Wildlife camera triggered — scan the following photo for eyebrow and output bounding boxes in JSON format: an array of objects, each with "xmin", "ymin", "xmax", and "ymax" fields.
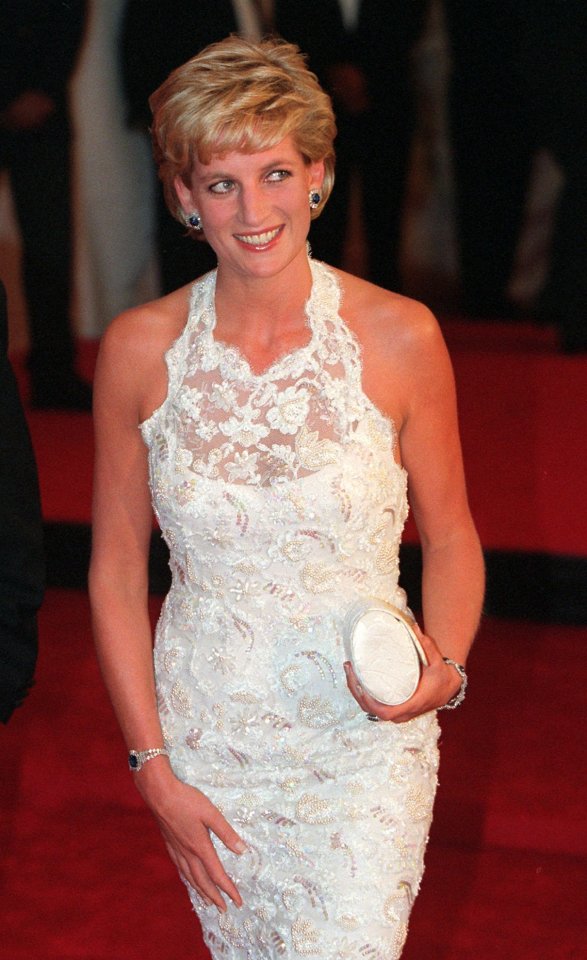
[{"xmin": 198, "ymin": 158, "xmax": 294, "ymax": 181}]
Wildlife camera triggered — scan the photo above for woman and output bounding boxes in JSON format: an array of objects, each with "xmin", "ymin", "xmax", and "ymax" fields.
[{"xmin": 90, "ymin": 36, "xmax": 484, "ymax": 959}]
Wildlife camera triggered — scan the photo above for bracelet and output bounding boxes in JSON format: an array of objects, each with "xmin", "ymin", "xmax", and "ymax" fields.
[
  {"xmin": 128, "ymin": 747, "xmax": 169, "ymax": 772},
  {"xmin": 438, "ymin": 657, "xmax": 468, "ymax": 710}
]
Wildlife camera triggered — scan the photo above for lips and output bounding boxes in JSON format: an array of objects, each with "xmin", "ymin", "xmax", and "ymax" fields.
[{"xmin": 234, "ymin": 226, "xmax": 282, "ymax": 247}]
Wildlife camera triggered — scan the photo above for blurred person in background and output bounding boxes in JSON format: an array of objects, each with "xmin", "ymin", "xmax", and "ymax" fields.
[
  {"xmin": 445, "ymin": 0, "xmax": 586, "ymax": 352},
  {"xmin": 0, "ymin": 0, "xmax": 91, "ymax": 409}
]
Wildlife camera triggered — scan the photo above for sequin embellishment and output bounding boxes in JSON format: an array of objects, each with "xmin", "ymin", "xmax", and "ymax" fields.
[{"xmin": 141, "ymin": 259, "xmax": 440, "ymax": 959}]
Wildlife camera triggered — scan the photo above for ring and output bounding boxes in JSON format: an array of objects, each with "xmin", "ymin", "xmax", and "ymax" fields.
[{"xmin": 366, "ymin": 713, "xmax": 380, "ymax": 722}]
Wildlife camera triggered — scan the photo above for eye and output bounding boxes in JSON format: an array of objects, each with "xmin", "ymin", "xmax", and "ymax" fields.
[
  {"xmin": 209, "ymin": 179, "xmax": 235, "ymax": 194},
  {"xmin": 266, "ymin": 169, "xmax": 292, "ymax": 183}
]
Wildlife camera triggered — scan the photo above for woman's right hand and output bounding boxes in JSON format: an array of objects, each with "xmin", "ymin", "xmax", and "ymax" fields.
[{"xmin": 134, "ymin": 761, "xmax": 247, "ymax": 912}]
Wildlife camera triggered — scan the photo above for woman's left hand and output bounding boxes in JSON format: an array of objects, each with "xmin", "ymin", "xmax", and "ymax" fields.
[{"xmin": 343, "ymin": 623, "xmax": 462, "ymax": 722}]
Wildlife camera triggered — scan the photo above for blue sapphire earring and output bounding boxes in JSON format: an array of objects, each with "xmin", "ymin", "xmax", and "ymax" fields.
[
  {"xmin": 309, "ymin": 190, "xmax": 322, "ymax": 210},
  {"xmin": 186, "ymin": 212, "xmax": 202, "ymax": 231}
]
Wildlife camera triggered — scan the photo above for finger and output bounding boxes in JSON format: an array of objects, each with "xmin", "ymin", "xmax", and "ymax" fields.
[
  {"xmin": 343, "ymin": 661, "xmax": 366, "ymax": 705},
  {"xmin": 345, "ymin": 661, "xmax": 389, "ymax": 712},
  {"xmin": 345, "ymin": 660, "xmax": 424, "ymax": 722},
  {"xmin": 174, "ymin": 844, "xmax": 233, "ymax": 913},
  {"xmin": 194, "ymin": 831, "xmax": 244, "ymax": 908},
  {"xmin": 190, "ymin": 858, "xmax": 232, "ymax": 913},
  {"xmin": 172, "ymin": 858, "xmax": 215, "ymax": 907},
  {"xmin": 162, "ymin": 826, "xmax": 240, "ymax": 911},
  {"xmin": 207, "ymin": 809, "xmax": 248, "ymax": 857},
  {"xmin": 343, "ymin": 660, "xmax": 361, "ymax": 693},
  {"xmin": 196, "ymin": 890, "xmax": 215, "ymax": 908},
  {"xmin": 164, "ymin": 842, "xmax": 215, "ymax": 905}
]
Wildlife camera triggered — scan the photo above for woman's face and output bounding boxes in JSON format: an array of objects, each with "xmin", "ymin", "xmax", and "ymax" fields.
[{"xmin": 175, "ymin": 136, "xmax": 324, "ymax": 281}]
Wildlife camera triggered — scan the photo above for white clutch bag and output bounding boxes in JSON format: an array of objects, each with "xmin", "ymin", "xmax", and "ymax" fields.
[{"xmin": 343, "ymin": 598, "xmax": 428, "ymax": 706}]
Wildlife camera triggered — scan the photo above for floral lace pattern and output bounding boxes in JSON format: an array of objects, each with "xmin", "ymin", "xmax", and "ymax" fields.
[
  {"xmin": 143, "ymin": 259, "xmax": 397, "ymax": 489},
  {"xmin": 141, "ymin": 259, "xmax": 439, "ymax": 959}
]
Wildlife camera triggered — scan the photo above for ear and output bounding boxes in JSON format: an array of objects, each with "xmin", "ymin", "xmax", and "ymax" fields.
[
  {"xmin": 174, "ymin": 174, "xmax": 194, "ymax": 215},
  {"xmin": 307, "ymin": 158, "xmax": 325, "ymax": 192}
]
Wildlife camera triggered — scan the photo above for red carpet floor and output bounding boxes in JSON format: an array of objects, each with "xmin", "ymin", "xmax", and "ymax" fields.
[{"xmin": 1, "ymin": 591, "xmax": 585, "ymax": 959}]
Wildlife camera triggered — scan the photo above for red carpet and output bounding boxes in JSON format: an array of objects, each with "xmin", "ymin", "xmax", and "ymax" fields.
[{"xmin": 1, "ymin": 591, "xmax": 585, "ymax": 959}]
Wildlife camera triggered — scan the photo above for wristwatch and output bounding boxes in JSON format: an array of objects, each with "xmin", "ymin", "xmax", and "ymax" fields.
[{"xmin": 128, "ymin": 747, "xmax": 169, "ymax": 772}]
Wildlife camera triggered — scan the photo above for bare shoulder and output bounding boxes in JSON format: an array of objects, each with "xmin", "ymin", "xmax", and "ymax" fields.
[
  {"xmin": 332, "ymin": 268, "xmax": 452, "ymax": 428},
  {"xmin": 335, "ymin": 268, "xmax": 442, "ymax": 362},
  {"xmin": 95, "ymin": 284, "xmax": 193, "ymax": 423},
  {"xmin": 99, "ymin": 285, "xmax": 192, "ymax": 368}
]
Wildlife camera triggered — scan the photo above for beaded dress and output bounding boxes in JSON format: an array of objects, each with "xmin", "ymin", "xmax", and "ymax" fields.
[{"xmin": 140, "ymin": 258, "xmax": 440, "ymax": 959}]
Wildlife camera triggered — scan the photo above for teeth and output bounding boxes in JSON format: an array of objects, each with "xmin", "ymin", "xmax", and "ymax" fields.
[{"xmin": 236, "ymin": 228, "xmax": 280, "ymax": 246}]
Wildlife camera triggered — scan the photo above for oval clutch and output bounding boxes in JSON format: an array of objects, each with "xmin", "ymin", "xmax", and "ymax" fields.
[{"xmin": 343, "ymin": 598, "xmax": 428, "ymax": 706}]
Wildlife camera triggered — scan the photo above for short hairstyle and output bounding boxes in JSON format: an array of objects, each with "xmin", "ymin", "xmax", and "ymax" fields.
[{"xmin": 149, "ymin": 35, "xmax": 337, "ymax": 223}]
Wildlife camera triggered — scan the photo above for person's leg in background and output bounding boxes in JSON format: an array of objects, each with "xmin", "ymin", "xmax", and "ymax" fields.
[{"xmin": 7, "ymin": 114, "xmax": 91, "ymax": 409}]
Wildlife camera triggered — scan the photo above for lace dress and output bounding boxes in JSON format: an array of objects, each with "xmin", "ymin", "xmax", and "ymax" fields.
[{"xmin": 140, "ymin": 259, "xmax": 440, "ymax": 959}]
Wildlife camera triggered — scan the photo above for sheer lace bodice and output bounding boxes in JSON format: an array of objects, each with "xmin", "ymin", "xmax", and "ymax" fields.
[
  {"xmin": 141, "ymin": 258, "xmax": 405, "ymax": 486},
  {"xmin": 140, "ymin": 259, "xmax": 439, "ymax": 960},
  {"xmin": 141, "ymin": 260, "xmax": 410, "ymax": 624}
]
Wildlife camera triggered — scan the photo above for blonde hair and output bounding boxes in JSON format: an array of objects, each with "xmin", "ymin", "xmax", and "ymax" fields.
[{"xmin": 149, "ymin": 35, "xmax": 336, "ymax": 223}]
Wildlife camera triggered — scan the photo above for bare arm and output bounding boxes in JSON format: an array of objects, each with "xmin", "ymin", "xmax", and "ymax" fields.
[
  {"xmin": 344, "ymin": 293, "xmax": 484, "ymax": 720},
  {"xmin": 90, "ymin": 310, "xmax": 245, "ymax": 909},
  {"xmin": 400, "ymin": 307, "xmax": 484, "ymax": 668},
  {"xmin": 90, "ymin": 312, "xmax": 164, "ymax": 758}
]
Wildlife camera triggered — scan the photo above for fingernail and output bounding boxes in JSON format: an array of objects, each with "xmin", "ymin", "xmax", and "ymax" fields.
[{"xmin": 235, "ymin": 840, "xmax": 247, "ymax": 855}]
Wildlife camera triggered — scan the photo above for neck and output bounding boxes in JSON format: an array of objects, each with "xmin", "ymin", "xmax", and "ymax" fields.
[{"xmin": 214, "ymin": 250, "xmax": 313, "ymax": 337}]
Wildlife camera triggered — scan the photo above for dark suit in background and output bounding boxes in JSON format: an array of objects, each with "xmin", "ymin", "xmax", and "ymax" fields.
[
  {"xmin": 444, "ymin": 2, "xmax": 529, "ymax": 317},
  {"xmin": 0, "ymin": 0, "xmax": 89, "ymax": 408},
  {"xmin": 280, "ymin": 0, "xmax": 429, "ymax": 291},
  {"xmin": 0, "ymin": 282, "xmax": 44, "ymax": 723},
  {"xmin": 445, "ymin": 0, "xmax": 587, "ymax": 351}
]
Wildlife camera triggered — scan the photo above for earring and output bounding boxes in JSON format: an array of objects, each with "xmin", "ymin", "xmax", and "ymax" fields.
[
  {"xmin": 309, "ymin": 190, "xmax": 322, "ymax": 210},
  {"xmin": 186, "ymin": 212, "xmax": 202, "ymax": 231}
]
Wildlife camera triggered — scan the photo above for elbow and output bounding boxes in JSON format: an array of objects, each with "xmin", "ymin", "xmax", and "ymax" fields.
[{"xmin": 419, "ymin": 516, "xmax": 483, "ymax": 561}]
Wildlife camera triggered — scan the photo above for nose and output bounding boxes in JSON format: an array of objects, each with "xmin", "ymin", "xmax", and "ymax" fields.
[{"xmin": 238, "ymin": 183, "xmax": 268, "ymax": 226}]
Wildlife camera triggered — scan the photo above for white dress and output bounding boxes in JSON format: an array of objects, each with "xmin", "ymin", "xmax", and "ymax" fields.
[{"xmin": 140, "ymin": 259, "xmax": 440, "ymax": 959}]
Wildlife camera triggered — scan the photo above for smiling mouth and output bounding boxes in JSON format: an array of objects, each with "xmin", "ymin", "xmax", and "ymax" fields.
[{"xmin": 234, "ymin": 226, "xmax": 282, "ymax": 247}]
